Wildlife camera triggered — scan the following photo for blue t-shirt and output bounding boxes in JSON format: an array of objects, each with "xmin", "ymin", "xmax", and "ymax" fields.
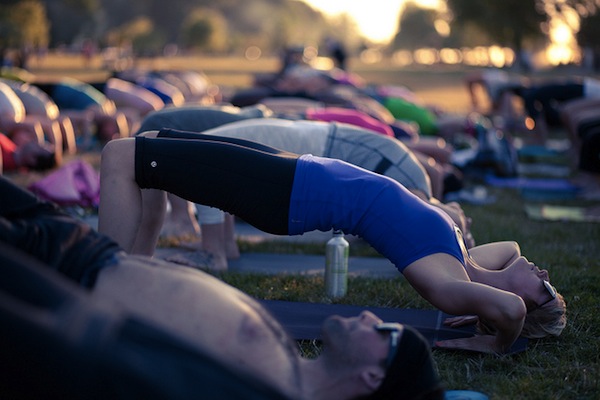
[{"xmin": 289, "ymin": 155, "xmax": 464, "ymax": 272}]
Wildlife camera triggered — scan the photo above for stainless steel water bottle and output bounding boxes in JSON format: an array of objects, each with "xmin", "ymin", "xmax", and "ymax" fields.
[{"xmin": 325, "ymin": 230, "xmax": 349, "ymax": 298}]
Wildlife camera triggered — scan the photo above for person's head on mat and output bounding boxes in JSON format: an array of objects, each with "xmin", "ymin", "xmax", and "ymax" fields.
[
  {"xmin": 321, "ymin": 315, "xmax": 444, "ymax": 400},
  {"xmin": 98, "ymin": 133, "xmax": 566, "ymax": 355}
]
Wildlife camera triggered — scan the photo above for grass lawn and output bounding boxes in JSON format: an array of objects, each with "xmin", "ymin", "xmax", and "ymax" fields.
[
  {"xmin": 26, "ymin": 53, "xmax": 600, "ymax": 399},
  {"xmin": 223, "ymin": 186, "xmax": 600, "ymax": 399}
]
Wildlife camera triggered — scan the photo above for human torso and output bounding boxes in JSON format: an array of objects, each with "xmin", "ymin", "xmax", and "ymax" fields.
[
  {"xmin": 202, "ymin": 118, "xmax": 329, "ymax": 156},
  {"xmin": 205, "ymin": 118, "xmax": 431, "ymax": 196},
  {"xmin": 325, "ymin": 123, "xmax": 431, "ymax": 197},
  {"xmin": 137, "ymin": 106, "xmax": 260, "ymax": 134},
  {"xmin": 93, "ymin": 259, "xmax": 300, "ymax": 398},
  {"xmin": 289, "ymin": 155, "xmax": 463, "ymax": 272}
]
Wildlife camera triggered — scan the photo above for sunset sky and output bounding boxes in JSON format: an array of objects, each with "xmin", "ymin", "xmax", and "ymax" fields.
[{"xmin": 299, "ymin": 0, "xmax": 442, "ymax": 43}]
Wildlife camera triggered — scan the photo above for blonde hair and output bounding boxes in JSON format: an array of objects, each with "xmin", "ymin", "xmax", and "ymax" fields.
[
  {"xmin": 521, "ymin": 292, "xmax": 567, "ymax": 339},
  {"xmin": 478, "ymin": 292, "xmax": 567, "ymax": 339}
]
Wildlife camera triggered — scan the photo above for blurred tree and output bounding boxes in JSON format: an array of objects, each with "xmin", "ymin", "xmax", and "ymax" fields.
[
  {"xmin": 180, "ymin": 8, "xmax": 229, "ymax": 53},
  {"xmin": 105, "ymin": 16, "xmax": 166, "ymax": 55},
  {"xmin": 575, "ymin": 4, "xmax": 600, "ymax": 70},
  {"xmin": 217, "ymin": 0, "xmax": 330, "ymax": 54},
  {"xmin": 275, "ymin": 0, "xmax": 328, "ymax": 48},
  {"xmin": 63, "ymin": 0, "xmax": 99, "ymax": 12},
  {"xmin": 392, "ymin": 3, "xmax": 442, "ymax": 50},
  {"xmin": 0, "ymin": 1, "xmax": 50, "ymax": 49},
  {"xmin": 326, "ymin": 13, "xmax": 362, "ymax": 53},
  {"xmin": 143, "ymin": 0, "xmax": 194, "ymax": 43},
  {"xmin": 446, "ymin": 0, "xmax": 546, "ymax": 69},
  {"xmin": 16, "ymin": 0, "xmax": 367, "ymax": 56},
  {"xmin": 43, "ymin": 0, "xmax": 97, "ymax": 46}
]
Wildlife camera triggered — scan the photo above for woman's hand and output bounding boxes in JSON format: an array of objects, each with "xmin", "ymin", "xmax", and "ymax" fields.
[{"xmin": 404, "ymin": 254, "xmax": 526, "ymax": 354}]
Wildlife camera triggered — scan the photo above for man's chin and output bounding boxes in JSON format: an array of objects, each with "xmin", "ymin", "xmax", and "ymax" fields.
[{"xmin": 321, "ymin": 315, "xmax": 346, "ymax": 343}]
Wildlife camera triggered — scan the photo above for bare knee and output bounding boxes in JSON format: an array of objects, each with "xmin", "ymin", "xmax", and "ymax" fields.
[{"xmin": 101, "ymin": 137, "xmax": 136, "ymax": 177}]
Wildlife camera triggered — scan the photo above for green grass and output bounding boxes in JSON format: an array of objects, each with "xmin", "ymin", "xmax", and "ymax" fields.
[
  {"xmin": 31, "ymin": 55, "xmax": 600, "ymax": 398},
  {"xmin": 215, "ymin": 186, "xmax": 600, "ymax": 399}
]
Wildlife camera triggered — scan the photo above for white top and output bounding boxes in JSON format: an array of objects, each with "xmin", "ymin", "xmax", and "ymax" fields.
[{"xmin": 202, "ymin": 118, "xmax": 330, "ymax": 156}]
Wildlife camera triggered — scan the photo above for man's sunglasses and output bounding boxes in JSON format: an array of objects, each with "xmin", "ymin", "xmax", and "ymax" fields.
[{"xmin": 374, "ymin": 322, "xmax": 403, "ymax": 368}]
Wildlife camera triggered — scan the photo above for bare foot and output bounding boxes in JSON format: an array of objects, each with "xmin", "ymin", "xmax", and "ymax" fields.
[
  {"xmin": 165, "ymin": 250, "xmax": 227, "ymax": 272},
  {"xmin": 210, "ymin": 252, "xmax": 229, "ymax": 271},
  {"xmin": 225, "ymin": 240, "xmax": 240, "ymax": 259},
  {"xmin": 161, "ymin": 214, "xmax": 200, "ymax": 237}
]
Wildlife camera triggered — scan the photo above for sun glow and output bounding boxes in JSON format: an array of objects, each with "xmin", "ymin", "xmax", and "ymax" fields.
[
  {"xmin": 545, "ymin": 20, "xmax": 579, "ymax": 65},
  {"xmin": 301, "ymin": 0, "xmax": 584, "ymax": 67},
  {"xmin": 299, "ymin": 0, "xmax": 444, "ymax": 44}
]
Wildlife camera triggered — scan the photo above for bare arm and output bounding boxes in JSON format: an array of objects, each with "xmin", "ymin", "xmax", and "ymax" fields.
[
  {"xmin": 464, "ymin": 72, "xmax": 485, "ymax": 110},
  {"xmin": 404, "ymin": 253, "xmax": 527, "ymax": 354},
  {"xmin": 468, "ymin": 241, "xmax": 521, "ymax": 270},
  {"xmin": 440, "ymin": 242, "xmax": 523, "ymax": 335}
]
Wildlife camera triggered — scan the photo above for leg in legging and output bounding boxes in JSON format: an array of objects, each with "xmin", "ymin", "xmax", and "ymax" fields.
[
  {"xmin": 154, "ymin": 128, "xmax": 285, "ymax": 242},
  {"xmin": 132, "ymin": 129, "xmax": 297, "ymax": 256},
  {"xmin": 135, "ymin": 135, "xmax": 297, "ymax": 232},
  {"xmin": 99, "ymin": 134, "xmax": 298, "ymax": 253}
]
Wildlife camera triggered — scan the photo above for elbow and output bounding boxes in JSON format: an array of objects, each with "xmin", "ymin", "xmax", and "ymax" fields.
[
  {"xmin": 509, "ymin": 241, "xmax": 521, "ymax": 258},
  {"xmin": 500, "ymin": 295, "xmax": 527, "ymax": 326},
  {"xmin": 482, "ymin": 294, "xmax": 527, "ymax": 332},
  {"xmin": 512, "ymin": 297, "xmax": 527, "ymax": 321}
]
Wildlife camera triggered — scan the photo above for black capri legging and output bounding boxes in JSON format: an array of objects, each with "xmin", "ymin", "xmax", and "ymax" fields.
[{"xmin": 134, "ymin": 134, "xmax": 299, "ymax": 235}]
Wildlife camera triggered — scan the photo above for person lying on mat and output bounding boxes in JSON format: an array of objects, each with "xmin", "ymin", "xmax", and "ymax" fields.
[
  {"xmin": 98, "ymin": 133, "xmax": 567, "ymax": 355},
  {"xmin": 0, "ymin": 176, "xmax": 443, "ymax": 400}
]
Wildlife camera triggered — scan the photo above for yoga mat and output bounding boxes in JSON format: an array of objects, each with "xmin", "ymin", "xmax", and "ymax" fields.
[
  {"xmin": 445, "ymin": 390, "xmax": 489, "ymax": 400},
  {"xmin": 525, "ymin": 204, "xmax": 600, "ymax": 223},
  {"xmin": 520, "ymin": 187, "xmax": 581, "ymax": 201},
  {"xmin": 517, "ymin": 145, "xmax": 569, "ymax": 165},
  {"xmin": 260, "ymin": 300, "xmax": 528, "ymax": 354},
  {"xmin": 485, "ymin": 175, "xmax": 581, "ymax": 201},
  {"xmin": 485, "ymin": 175, "xmax": 578, "ymax": 190},
  {"xmin": 517, "ymin": 163, "xmax": 570, "ymax": 178}
]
